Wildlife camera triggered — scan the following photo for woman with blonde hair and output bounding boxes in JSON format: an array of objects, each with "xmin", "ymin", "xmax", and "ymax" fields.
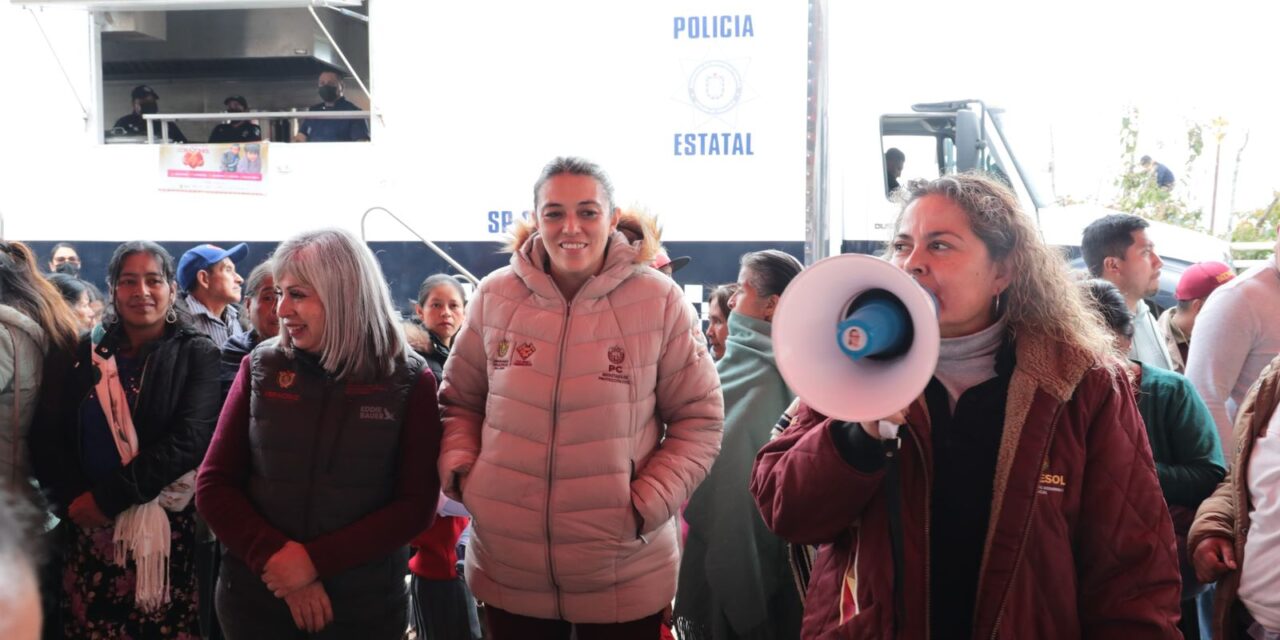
[
  {"xmin": 197, "ymin": 228, "xmax": 440, "ymax": 638},
  {"xmin": 751, "ymin": 173, "xmax": 1182, "ymax": 638},
  {"xmin": 438, "ymin": 157, "xmax": 723, "ymax": 639}
]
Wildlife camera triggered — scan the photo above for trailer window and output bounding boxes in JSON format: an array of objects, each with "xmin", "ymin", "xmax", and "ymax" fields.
[{"xmin": 98, "ymin": 5, "xmax": 370, "ymax": 145}]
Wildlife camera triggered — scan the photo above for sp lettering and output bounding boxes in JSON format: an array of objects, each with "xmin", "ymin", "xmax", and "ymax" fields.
[{"xmin": 487, "ymin": 210, "xmax": 530, "ymax": 234}]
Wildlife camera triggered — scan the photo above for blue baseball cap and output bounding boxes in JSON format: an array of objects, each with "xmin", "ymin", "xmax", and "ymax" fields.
[{"xmin": 177, "ymin": 243, "xmax": 248, "ymax": 291}]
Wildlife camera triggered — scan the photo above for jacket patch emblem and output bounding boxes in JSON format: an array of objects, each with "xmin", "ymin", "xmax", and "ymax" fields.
[
  {"xmin": 493, "ymin": 340, "xmax": 511, "ymax": 370},
  {"xmin": 1038, "ymin": 459, "xmax": 1067, "ymax": 494},
  {"xmin": 359, "ymin": 406, "xmax": 396, "ymax": 421},
  {"xmin": 278, "ymin": 371, "xmax": 296, "ymax": 389},
  {"xmin": 599, "ymin": 345, "xmax": 631, "ymax": 384},
  {"xmin": 513, "ymin": 342, "xmax": 536, "ymax": 367}
]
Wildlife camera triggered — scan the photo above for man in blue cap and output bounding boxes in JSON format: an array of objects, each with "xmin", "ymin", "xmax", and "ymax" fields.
[{"xmin": 177, "ymin": 243, "xmax": 248, "ymax": 348}]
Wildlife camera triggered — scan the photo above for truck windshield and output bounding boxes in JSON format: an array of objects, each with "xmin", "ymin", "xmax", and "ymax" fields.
[{"xmin": 989, "ymin": 110, "xmax": 1051, "ymax": 210}]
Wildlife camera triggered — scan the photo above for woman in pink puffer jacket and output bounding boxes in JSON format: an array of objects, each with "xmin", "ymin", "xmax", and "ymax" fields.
[{"xmin": 438, "ymin": 157, "xmax": 724, "ymax": 640}]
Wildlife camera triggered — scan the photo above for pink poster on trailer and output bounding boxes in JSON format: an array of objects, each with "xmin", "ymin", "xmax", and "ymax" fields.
[{"xmin": 158, "ymin": 142, "xmax": 268, "ymax": 195}]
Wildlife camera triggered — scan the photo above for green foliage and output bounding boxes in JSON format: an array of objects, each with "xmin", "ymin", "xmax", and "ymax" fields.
[
  {"xmin": 1229, "ymin": 194, "xmax": 1280, "ymax": 260},
  {"xmin": 1112, "ymin": 107, "xmax": 1204, "ymax": 231}
]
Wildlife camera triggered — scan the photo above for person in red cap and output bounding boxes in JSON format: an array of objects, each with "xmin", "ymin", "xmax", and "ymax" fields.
[{"xmin": 1158, "ymin": 261, "xmax": 1235, "ymax": 373}]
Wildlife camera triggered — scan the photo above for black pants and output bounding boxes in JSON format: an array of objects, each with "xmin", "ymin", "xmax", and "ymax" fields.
[
  {"xmin": 410, "ymin": 573, "xmax": 482, "ymax": 640},
  {"xmin": 195, "ymin": 523, "xmax": 224, "ymax": 640},
  {"xmin": 215, "ymin": 554, "xmax": 407, "ymax": 640}
]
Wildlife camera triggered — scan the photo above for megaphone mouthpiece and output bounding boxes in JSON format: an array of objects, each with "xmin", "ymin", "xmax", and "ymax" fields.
[{"xmin": 838, "ymin": 289, "xmax": 914, "ymax": 361}]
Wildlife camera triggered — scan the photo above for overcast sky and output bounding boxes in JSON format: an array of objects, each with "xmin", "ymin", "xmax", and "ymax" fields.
[{"xmin": 832, "ymin": 0, "xmax": 1280, "ymax": 233}]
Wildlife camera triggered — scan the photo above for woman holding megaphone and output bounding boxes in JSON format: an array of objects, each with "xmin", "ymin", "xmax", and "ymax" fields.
[{"xmin": 751, "ymin": 173, "xmax": 1182, "ymax": 639}]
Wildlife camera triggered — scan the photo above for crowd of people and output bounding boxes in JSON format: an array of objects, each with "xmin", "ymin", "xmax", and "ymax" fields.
[{"xmin": 0, "ymin": 158, "xmax": 1278, "ymax": 640}]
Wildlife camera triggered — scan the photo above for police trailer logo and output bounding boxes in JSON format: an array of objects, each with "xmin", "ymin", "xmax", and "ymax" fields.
[
  {"xmin": 688, "ymin": 61, "xmax": 742, "ymax": 115},
  {"xmin": 671, "ymin": 13, "xmax": 758, "ymax": 157},
  {"xmin": 277, "ymin": 371, "xmax": 296, "ymax": 389}
]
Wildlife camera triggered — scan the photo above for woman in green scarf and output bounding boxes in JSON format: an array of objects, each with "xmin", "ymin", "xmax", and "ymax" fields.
[{"xmin": 676, "ymin": 250, "xmax": 805, "ymax": 640}]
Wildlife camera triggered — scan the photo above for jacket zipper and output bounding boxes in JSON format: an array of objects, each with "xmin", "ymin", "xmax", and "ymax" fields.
[
  {"xmin": 904, "ymin": 420, "xmax": 932, "ymax": 640},
  {"xmin": 545, "ymin": 300, "xmax": 574, "ymax": 619},
  {"xmin": 303, "ymin": 377, "xmax": 331, "ymax": 538},
  {"xmin": 987, "ymin": 402, "xmax": 1063, "ymax": 639},
  {"xmin": 130, "ymin": 354, "xmax": 152, "ymax": 416}
]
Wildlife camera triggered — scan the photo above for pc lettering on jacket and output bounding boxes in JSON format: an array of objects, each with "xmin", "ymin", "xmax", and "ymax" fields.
[{"xmin": 599, "ymin": 345, "xmax": 631, "ymax": 384}]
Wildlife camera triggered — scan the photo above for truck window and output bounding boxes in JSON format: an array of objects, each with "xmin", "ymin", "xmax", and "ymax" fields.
[
  {"xmin": 881, "ymin": 135, "xmax": 942, "ymax": 198},
  {"xmin": 99, "ymin": 6, "xmax": 370, "ymax": 145}
]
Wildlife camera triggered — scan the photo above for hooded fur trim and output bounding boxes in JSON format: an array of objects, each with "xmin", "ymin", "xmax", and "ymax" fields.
[{"xmin": 505, "ymin": 208, "xmax": 663, "ymax": 266}]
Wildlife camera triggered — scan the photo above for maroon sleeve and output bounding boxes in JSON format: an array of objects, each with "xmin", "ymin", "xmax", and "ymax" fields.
[
  {"xmin": 750, "ymin": 404, "xmax": 888, "ymax": 545},
  {"xmin": 302, "ymin": 368, "xmax": 441, "ymax": 578},
  {"xmin": 1075, "ymin": 369, "xmax": 1183, "ymax": 638},
  {"xmin": 196, "ymin": 358, "xmax": 291, "ymax": 574}
]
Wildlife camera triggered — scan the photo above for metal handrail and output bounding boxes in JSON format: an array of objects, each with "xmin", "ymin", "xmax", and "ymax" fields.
[
  {"xmin": 141, "ymin": 111, "xmax": 372, "ymax": 143},
  {"xmin": 1229, "ymin": 241, "xmax": 1274, "ymax": 252},
  {"xmin": 360, "ymin": 207, "xmax": 481, "ymax": 286}
]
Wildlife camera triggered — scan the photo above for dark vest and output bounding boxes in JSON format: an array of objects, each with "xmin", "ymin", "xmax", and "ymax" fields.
[{"xmin": 241, "ymin": 343, "xmax": 424, "ymax": 603}]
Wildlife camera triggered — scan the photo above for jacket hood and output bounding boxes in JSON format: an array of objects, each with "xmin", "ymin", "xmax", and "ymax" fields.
[
  {"xmin": 505, "ymin": 208, "xmax": 663, "ymax": 267},
  {"xmin": 1012, "ymin": 330, "xmax": 1103, "ymax": 402},
  {"xmin": 0, "ymin": 304, "xmax": 48, "ymax": 355},
  {"xmin": 507, "ymin": 209, "xmax": 664, "ymax": 301}
]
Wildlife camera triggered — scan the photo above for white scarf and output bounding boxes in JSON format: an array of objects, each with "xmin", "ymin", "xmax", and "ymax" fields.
[{"xmin": 91, "ymin": 344, "xmax": 197, "ymax": 613}]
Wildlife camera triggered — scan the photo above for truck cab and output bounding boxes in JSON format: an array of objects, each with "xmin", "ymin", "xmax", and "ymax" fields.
[{"xmin": 842, "ymin": 99, "xmax": 1231, "ymax": 308}]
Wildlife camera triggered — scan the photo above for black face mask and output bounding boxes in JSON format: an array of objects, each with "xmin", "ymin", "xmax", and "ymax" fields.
[
  {"xmin": 139, "ymin": 102, "xmax": 159, "ymax": 115},
  {"xmin": 318, "ymin": 85, "xmax": 339, "ymax": 103}
]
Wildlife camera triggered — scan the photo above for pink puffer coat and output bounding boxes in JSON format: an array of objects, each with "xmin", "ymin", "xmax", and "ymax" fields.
[{"xmin": 438, "ymin": 212, "xmax": 724, "ymax": 623}]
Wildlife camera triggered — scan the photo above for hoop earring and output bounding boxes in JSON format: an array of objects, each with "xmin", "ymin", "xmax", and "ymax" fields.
[
  {"xmin": 165, "ymin": 307, "xmax": 178, "ymax": 324},
  {"xmin": 993, "ymin": 292, "xmax": 1003, "ymax": 317}
]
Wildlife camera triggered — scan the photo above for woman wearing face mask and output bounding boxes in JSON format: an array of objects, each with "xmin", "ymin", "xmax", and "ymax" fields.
[
  {"xmin": 438, "ymin": 157, "xmax": 724, "ymax": 639},
  {"xmin": 32, "ymin": 241, "xmax": 221, "ymax": 638},
  {"xmin": 751, "ymin": 174, "xmax": 1182, "ymax": 639},
  {"xmin": 704, "ymin": 283, "xmax": 737, "ymax": 361},
  {"xmin": 219, "ymin": 260, "xmax": 279, "ymax": 398},
  {"xmin": 196, "ymin": 228, "xmax": 439, "ymax": 638},
  {"xmin": 675, "ymin": 251, "xmax": 805, "ymax": 640}
]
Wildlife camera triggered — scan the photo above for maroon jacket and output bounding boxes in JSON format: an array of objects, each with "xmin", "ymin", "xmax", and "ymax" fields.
[{"xmin": 751, "ymin": 333, "xmax": 1182, "ymax": 639}]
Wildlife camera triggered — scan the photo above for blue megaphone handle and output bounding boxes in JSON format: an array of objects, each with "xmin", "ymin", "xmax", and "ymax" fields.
[{"xmin": 837, "ymin": 298, "xmax": 911, "ymax": 361}]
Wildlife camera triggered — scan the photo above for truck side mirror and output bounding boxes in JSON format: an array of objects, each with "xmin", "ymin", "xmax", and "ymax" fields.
[{"xmin": 955, "ymin": 108, "xmax": 982, "ymax": 172}]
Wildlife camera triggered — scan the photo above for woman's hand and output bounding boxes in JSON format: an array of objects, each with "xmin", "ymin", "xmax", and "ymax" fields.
[
  {"xmin": 262, "ymin": 541, "xmax": 319, "ymax": 597},
  {"xmin": 1191, "ymin": 536, "xmax": 1237, "ymax": 583},
  {"xmin": 858, "ymin": 410, "xmax": 908, "ymax": 440},
  {"xmin": 284, "ymin": 581, "xmax": 333, "ymax": 632},
  {"xmin": 68, "ymin": 492, "xmax": 110, "ymax": 529}
]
